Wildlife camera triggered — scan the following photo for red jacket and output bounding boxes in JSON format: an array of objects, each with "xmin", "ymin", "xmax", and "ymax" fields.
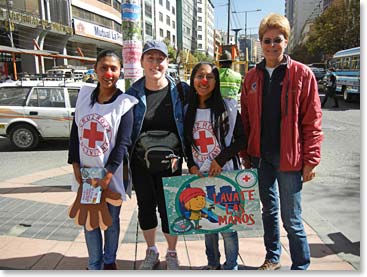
[{"xmin": 240, "ymin": 56, "xmax": 323, "ymax": 171}]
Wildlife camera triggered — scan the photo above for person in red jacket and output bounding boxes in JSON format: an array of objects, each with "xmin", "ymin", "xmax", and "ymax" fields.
[{"xmin": 240, "ymin": 13, "xmax": 323, "ymax": 270}]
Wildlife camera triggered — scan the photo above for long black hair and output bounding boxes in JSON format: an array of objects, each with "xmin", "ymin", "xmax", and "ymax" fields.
[
  {"xmin": 184, "ymin": 62, "xmax": 229, "ymax": 149},
  {"xmin": 90, "ymin": 49, "xmax": 122, "ymax": 106}
]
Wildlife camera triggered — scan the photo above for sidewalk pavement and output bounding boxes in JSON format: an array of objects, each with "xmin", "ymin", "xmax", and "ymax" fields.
[{"xmin": 0, "ymin": 165, "xmax": 356, "ymax": 271}]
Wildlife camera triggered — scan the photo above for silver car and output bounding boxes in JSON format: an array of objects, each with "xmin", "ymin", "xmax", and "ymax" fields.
[{"xmin": 0, "ymin": 80, "xmax": 89, "ymax": 150}]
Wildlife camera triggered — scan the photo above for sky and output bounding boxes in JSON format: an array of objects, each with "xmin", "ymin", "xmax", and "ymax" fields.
[{"xmin": 211, "ymin": 0, "xmax": 285, "ymax": 36}]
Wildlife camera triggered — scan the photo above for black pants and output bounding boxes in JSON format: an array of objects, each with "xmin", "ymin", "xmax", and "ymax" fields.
[
  {"xmin": 322, "ymin": 88, "xmax": 339, "ymax": 108},
  {"xmin": 131, "ymin": 154, "xmax": 182, "ymax": 233}
]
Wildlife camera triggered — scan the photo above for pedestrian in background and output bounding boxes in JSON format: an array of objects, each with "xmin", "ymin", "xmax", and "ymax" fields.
[
  {"xmin": 321, "ymin": 67, "xmax": 339, "ymax": 108},
  {"xmin": 68, "ymin": 49, "xmax": 138, "ymax": 270},
  {"xmin": 240, "ymin": 13, "xmax": 323, "ymax": 270},
  {"xmin": 218, "ymin": 50, "xmax": 242, "ymax": 105},
  {"xmin": 125, "ymin": 40, "xmax": 189, "ymax": 270},
  {"xmin": 184, "ymin": 62, "xmax": 246, "ymax": 270}
]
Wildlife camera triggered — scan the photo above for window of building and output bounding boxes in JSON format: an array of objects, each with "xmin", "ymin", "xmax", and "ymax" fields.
[
  {"xmin": 160, "ymin": 28, "xmax": 164, "ymax": 37},
  {"xmin": 113, "ymin": 0, "xmax": 121, "ymax": 12},
  {"xmin": 145, "ymin": 3, "xmax": 152, "ymax": 18},
  {"xmin": 198, "ymin": 44, "xmax": 203, "ymax": 49},
  {"xmin": 9, "ymin": 0, "xmax": 39, "ymax": 16},
  {"xmin": 172, "ymin": 6, "xmax": 175, "ymax": 15},
  {"xmin": 198, "ymin": 16, "xmax": 202, "ymax": 22},
  {"xmin": 48, "ymin": 0, "xmax": 68, "ymax": 25},
  {"xmin": 198, "ymin": 25, "xmax": 202, "ymax": 31},
  {"xmin": 159, "ymin": 12, "xmax": 163, "ymax": 22},
  {"xmin": 166, "ymin": 0, "xmax": 170, "ymax": 11},
  {"xmin": 198, "ymin": 34, "xmax": 202, "ymax": 40},
  {"xmin": 172, "ymin": 20, "xmax": 175, "ymax": 29},
  {"xmin": 198, "ymin": 7, "xmax": 202, "ymax": 13},
  {"xmin": 159, "ymin": 0, "xmax": 163, "ymax": 6},
  {"xmin": 166, "ymin": 15, "xmax": 170, "ymax": 25},
  {"xmin": 72, "ymin": 6, "xmax": 113, "ymax": 29},
  {"xmin": 145, "ymin": 22, "xmax": 153, "ymax": 36},
  {"xmin": 185, "ymin": 26, "xmax": 191, "ymax": 35},
  {"xmin": 172, "ymin": 35, "xmax": 176, "ymax": 44},
  {"xmin": 166, "ymin": 30, "xmax": 171, "ymax": 41},
  {"xmin": 97, "ymin": 0, "xmax": 110, "ymax": 5}
]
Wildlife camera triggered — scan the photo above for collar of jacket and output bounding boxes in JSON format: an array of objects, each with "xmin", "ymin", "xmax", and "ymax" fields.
[{"xmin": 257, "ymin": 54, "xmax": 290, "ymax": 71}]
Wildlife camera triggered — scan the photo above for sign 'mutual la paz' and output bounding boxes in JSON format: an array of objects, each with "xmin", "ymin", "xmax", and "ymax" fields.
[{"xmin": 163, "ymin": 169, "xmax": 263, "ymax": 236}]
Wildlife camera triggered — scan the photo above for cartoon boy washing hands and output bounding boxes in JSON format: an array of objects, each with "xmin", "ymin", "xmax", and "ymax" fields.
[{"xmin": 179, "ymin": 187, "xmax": 208, "ymax": 229}]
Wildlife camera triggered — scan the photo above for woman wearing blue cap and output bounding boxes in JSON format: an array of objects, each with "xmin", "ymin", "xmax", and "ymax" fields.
[{"xmin": 126, "ymin": 40, "xmax": 189, "ymax": 270}]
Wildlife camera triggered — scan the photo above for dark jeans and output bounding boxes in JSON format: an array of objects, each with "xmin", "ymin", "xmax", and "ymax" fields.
[
  {"xmin": 131, "ymin": 154, "xmax": 182, "ymax": 233},
  {"xmin": 252, "ymin": 154, "xmax": 310, "ymax": 270}
]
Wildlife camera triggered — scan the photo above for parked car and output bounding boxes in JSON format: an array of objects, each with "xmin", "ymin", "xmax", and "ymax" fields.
[
  {"xmin": 309, "ymin": 66, "xmax": 326, "ymax": 81},
  {"xmin": 0, "ymin": 79, "xmax": 92, "ymax": 150}
]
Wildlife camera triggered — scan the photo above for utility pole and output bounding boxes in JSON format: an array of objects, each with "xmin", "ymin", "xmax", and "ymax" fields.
[
  {"xmin": 227, "ymin": 0, "xmax": 231, "ymax": 44},
  {"xmin": 6, "ymin": 0, "xmax": 14, "ymax": 48},
  {"xmin": 121, "ymin": 0, "xmax": 143, "ymax": 90}
]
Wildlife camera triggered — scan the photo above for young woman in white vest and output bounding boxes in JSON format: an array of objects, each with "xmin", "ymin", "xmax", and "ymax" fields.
[
  {"xmin": 183, "ymin": 62, "xmax": 246, "ymax": 270},
  {"xmin": 68, "ymin": 50, "xmax": 138, "ymax": 270}
]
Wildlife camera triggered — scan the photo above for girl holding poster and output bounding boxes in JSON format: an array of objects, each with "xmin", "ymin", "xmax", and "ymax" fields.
[{"xmin": 183, "ymin": 62, "xmax": 246, "ymax": 270}]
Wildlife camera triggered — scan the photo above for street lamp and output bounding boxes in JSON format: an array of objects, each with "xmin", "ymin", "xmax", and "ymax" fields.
[{"xmin": 232, "ymin": 9, "xmax": 261, "ymax": 61}]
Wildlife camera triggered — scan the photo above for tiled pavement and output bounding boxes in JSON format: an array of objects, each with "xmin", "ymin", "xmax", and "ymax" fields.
[{"xmin": 0, "ymin": 166, "xmax": 356, "ymax": 271}]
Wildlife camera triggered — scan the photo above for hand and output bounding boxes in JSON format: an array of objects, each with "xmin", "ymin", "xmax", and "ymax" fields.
[
  {"xmin": 303, "ymin": 164, "xmax": 316, "ymax": 183},
  {"xmin": 68, "ymin": 186, "xmax": 122, "ymax": 231},
  {"xmin": 87, "ymin": 172, "xmax": 113, "ymax": 190},
  {"xmin": 208, "ymin": 159, "xmax": 222, "ymax": 177},
  {"xmin": 171, "ymin": 157, "xmax": 179, "ymax": 172},
  {"xmin": 189, "ymin": 165, "xmax": 204, "ymax": 178}
]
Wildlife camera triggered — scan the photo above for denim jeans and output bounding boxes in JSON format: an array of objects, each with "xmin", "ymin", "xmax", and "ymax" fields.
[
  {"xmin": 84, "ymin": 203, "xmax": 121, "ymax": 270},
  {"xmin": 254, "ymin": 153, "xmax": 310, "ymax": 270},
  {"xmin": 205, "ymin": 231, "xmax": 239, "ymax": 270}
]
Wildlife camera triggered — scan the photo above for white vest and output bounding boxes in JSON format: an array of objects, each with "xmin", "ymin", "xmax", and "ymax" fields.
[
  {"xmin": 192, "ymin": 99, "xmax": 237, "ymax": 172},
  {"xmin": 73, "ymin": 85, "xmax": 137, "ymax": 200}
]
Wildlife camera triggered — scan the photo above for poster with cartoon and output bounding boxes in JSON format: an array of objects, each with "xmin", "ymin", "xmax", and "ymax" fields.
[{"xmin": 163, "ymin": 169, "xmax": 263, "ymax": 236}]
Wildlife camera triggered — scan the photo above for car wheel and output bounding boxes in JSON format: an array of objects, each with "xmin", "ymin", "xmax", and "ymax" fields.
[
  {"xmin": 342, "ymin": 87, "xmax": 352, "ymax": 102},
  {"xmin": 9, "ymin": 124, "xmax": 40, "ymax": 150}
]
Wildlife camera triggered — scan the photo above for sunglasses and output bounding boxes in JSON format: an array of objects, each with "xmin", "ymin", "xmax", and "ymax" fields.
[{"xmin": 262, "ymin": 38, "xmax": 284, "ymax": 45}]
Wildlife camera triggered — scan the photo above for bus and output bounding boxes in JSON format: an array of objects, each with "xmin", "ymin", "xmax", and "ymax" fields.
[{"xmin": 329, "ymin": 47, "xmax": 360, "ymax": 102}]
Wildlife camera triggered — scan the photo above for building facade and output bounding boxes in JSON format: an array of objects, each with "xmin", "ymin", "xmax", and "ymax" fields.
[{"xmin": 196, "ymin": 0, "xmax": 214, "ymax": 57}]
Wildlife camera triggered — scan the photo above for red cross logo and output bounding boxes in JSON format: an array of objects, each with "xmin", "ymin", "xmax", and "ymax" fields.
[
  {"xmin": 194, "ymin": 130, "xmax": 214, "ymax": 153},
  {"xmin": 83, "ymin": 122, "xmax": 104, "ymax": 148},
  {"xmin": 242, "ymin": 174, "xmax": 251, "ymax": 182}
]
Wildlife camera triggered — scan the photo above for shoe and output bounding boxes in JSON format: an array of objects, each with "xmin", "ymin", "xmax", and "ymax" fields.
[
  {"xmin": 166, "ymin": 252, "xmax": 180, "ymax": 270},
  {"xmin": 139, "ymin": 249, "xmax": 160, "ymax": 270},
  {"xmin": 258, "ymin": 260, "xmax": 281, "ymax": 270},
  {"xmin": 202, "ymin": 264, "xmax": 221, "ymax": 270},
  {"xmin": 103, "ymin": 262, "xmax": 117, "ymax": 270}
]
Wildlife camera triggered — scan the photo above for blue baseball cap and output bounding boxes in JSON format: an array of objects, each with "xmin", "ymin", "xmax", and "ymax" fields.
[{"xmin": 142, "ymin": 40, "xmax": 168, "ymax": 57}]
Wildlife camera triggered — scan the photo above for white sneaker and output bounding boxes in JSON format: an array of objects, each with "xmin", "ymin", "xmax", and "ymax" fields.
[
  {"xmin": 139, "ymin": 249, "xmax": 160, "ymax": 270},
  {"xmin": 165, "ymin": 252, "xmax": 180, "ymax": 270}
]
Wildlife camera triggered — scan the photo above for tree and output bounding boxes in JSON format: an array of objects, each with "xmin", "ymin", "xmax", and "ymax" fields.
[
  {"xmin": 163, "ymin": 38, "xmax": 177, "ymax": 62},
  {"xmin": 305, "ymin": 0, "xmax": 359, "ymax": 58}
]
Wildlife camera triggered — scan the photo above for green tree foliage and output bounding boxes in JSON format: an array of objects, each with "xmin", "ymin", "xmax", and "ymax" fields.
[
  {"xmin": 192, "ymin": 50, "xmax": 214, "ymax": 63},
  {"xmin": 305, "ymin": 0, "xmax": 359, "ymax": 58},
  {"xmin": 163, "ymin": 38, "xmax": 177, "ymax": 62}
]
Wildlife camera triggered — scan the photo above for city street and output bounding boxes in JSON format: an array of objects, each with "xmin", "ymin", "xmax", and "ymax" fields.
[{"xmin": 0, "ymin": 94, "xmax": 361, "ymax": 269}]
